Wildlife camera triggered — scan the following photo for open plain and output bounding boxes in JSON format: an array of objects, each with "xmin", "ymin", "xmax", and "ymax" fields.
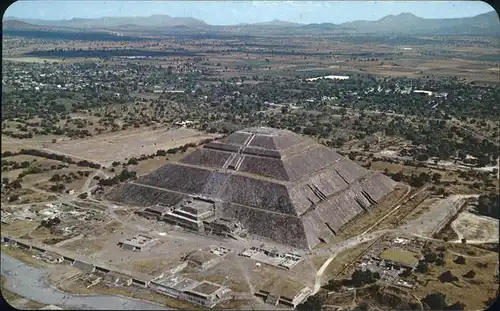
[{"xmin": 2, "ymin": 4, "xmax": 499, "ymax": 311}]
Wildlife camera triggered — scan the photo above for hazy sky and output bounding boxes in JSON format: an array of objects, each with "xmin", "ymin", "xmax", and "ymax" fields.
[{"xmin": 4, "ymin": 1, "xmax": 495, "ymax": 25}]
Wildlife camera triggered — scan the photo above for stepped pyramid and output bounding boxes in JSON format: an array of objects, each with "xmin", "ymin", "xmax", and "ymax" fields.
[{"xmin": 106, "ymin": 127, "xmax": 396, "ymax": 249}]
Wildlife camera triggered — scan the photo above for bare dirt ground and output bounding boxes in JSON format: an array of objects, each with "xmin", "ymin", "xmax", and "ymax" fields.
[
  {"xmin": 6, "ymin": 127, "xmax": 221, "ymax": 165},
  {"xmin": 132, "ymin": 151, "xmax": 191, "ymax": 176},
  {"xmin": 2, "ymin": 137, "xmax": 26, "ymax": 153},
  {"xmin": 347, "ymin": 58, "xmax": 499, "ymax": 84},
  {"xmin": 181, "ymin": 253, "xmax": 252, "ymax": 293},
  {"xmin": 61, "ymin": 237, "xmax": 107, "ymax": 257},
  {"xmin": 451, "ymin": 211, "xmax": 499, "ymax": 243}
]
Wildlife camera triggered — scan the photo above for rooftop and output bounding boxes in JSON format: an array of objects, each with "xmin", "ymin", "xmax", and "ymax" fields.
[
  {"xmin": 144, "ymin": 204, "xmax": 172, "ymax": 214},
  {"xmin": 190, "ymin": 281, "xmax": 221, "ymax": 296},
  {"xmin": 119, "ymin": 234, "xmax": 156, "ymax": 248},
  {"xmin": 178, "ymin": 199, "xmax": 213, "ymax": 215},
  {"xmin": 260, "ymin": 277, "xmax": 307, "ymax": 299},
  {"xmin": 153, "ymin": 275, "xmax": 199, "ymax": 291},
  {"xmin": 186, "ymin": 249, "xmax": 219, "ymax": 265}
]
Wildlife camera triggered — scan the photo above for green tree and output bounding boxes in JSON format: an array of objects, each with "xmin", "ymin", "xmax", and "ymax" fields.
[
  {"xmin": 156, "ymin": 149, "xmax": 167, "ymax": 156},
  {"xmin": 296, "ymin": 295, "xmax": 323, "ymax": 311},
  {"xmin": 432, "ymin": 173, "xmax": 442, "ymax": 184},
  {"xmin": 8, "ymin": 195, "xmax": 19, "ymax": 202},
  {"xmin": 127, "ymin": 158, "xmax": 138, "ymax": 165}
]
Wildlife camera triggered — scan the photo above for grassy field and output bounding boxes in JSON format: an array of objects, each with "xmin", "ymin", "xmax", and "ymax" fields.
[
  {"xmin": 379, "ymin": 249, "xmax": 420, "ymax": 267},
  {"xmin": 338, "ymin": 185, "xmax": 410, "ymax": 239},
  {"xmin": 1, "ymin": 150, "xmax": 97, "ymax": 203},
  {"xmin": 7, "ymin": 155, "xmax": 64, "ymax": 168},
  {"xmin": 3, "ymin": 56, "xmax": 101, "ymax": 64},
  {"xmin": 370, "ymin": 161, "xmax": 463, "ymax": 183},
  {"xmin": 3, "ymin": 57, "xmax": 64, "ymax": 63},
  {"xmin": 321, "ymin": 242, "xmax": 371, "ymax": 280},
  {"xmin": 348, "ymin": 57, "xmax": 499, "ymax": 84},
  {"xmin": 413, "ymin": 245, "xmax": 498, "ymax": 310},
  {"xmin": 1, "ymin": 220, "xmax": 40, "ymax": 238},
  {"xmin": 0, "ymin": 245, "xmax": 46, "ymax": 268}
]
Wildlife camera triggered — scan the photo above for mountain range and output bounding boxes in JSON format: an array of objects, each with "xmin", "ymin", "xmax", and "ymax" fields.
[
  {"xmin": 3, "ymin": 11, "xmax": 499, "ymax": 36},
  {"xmin": 4, "ymin": 14, "xmax": 207, "ymax": 28}
]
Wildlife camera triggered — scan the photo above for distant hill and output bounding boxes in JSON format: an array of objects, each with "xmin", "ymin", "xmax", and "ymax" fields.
[
  {"xmin": 250, "ymin": 19, "xmax": 303, "ymax": 27},
  {"xmin": 302, "ymin": 22, "xmax": 340, "ymax": 29},
  {"xmin": 4, "ymin": 11, "xmax": 499, "ymax": 36},
  {"xmin": 339, "ymin": 11, "xmax": 500, "ymax": 35},
  {"xmin": 4, "ymin": 14, "xmax": 207, "ymax": 29},
  {"xmin": 3, "ymin": 19, "xmax": 40, "ymax": 29}
]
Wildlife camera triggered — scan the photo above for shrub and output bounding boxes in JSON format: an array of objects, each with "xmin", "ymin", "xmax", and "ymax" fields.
[
  {"xmin": 416, "ymin": 262, "xmax": 429, "ymax": 274},
  {"xmin": 422, "ymin": 293, "xmax": 447, "ymax": 310},
  {"xmin": 49, "ymin": 174, "xmax": 61, "ymax": 182},
  {"xmin": 350, "ymin": 269, "xmax": 380, "ymax": 287},
  {"xmin": 8, "ymin": 195, "xmax": 19, "ymax": 202},
  {"xmin": 438, "ymin": 270, "xmax": 458, "ymax": 283},
  {"xmin": 424, "ymin": 252, "xmax": 437, "ymax": 263},
  {"xmin": 296, "ymin": 295, "xmax": 323, "ymax": 311},
  {"xmin": 49, "ymin": 183, "xmax": 66, "ymax": 192},
  {"xmin": 156, "ymin": 149, "xmax": 167, "ymax": 156},
  {"xmin": 454, "ymin": 256, "xmax": 466, "ymax": 265},
  {"xmin": 9, "ymin": 180, "xmax": 22, "ymax": 189},
  {"xmin": 462, "ymin": 270, "xmax": 476, "ymax": 278},
  {"xmin": 127, "ymin": 158, "xmax": 138, "ymax": 165}
]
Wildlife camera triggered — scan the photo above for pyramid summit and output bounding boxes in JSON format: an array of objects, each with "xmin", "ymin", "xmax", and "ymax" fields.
[{"xmin": 106, "ymin": 127, "xmax": 397, "ymax": 249}]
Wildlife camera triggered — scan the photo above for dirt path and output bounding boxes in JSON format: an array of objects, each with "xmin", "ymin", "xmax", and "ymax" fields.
[{"xmin": 313, "ymin": 253, "xmax": 338, "ymax": 294}]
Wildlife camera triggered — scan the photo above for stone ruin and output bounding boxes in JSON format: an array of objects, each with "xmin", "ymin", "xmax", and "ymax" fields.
[{"xmin": 106, "ymin": 127, "xmax": 397, "ymax": 250}]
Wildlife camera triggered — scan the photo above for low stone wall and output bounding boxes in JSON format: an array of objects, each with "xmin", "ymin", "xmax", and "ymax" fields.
[
  {"xmin": 73, "ymin": 260, "xmax": 96, "ymax": 273},
  {"xmin": 432, "ymin": 198, "xmax": 469, "ymax": 236}
]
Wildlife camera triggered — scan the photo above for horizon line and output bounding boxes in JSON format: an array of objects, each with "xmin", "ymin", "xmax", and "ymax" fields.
[{"xmin": 4, "ymin": 10, "xmax": 495, "ymax": 26}]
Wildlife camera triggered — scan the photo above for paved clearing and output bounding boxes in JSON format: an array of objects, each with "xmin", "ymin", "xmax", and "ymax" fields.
[
  {"xmin": 1, "ymin": 253, "xmax": 170, "ymax": 310},
  {"xmin": 401, "ymin": 195, "xmax": 477, "ymax": 237},
  {"xmin": 451, "ymin": 211, "xmax": 499, "ymax": 243}
]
